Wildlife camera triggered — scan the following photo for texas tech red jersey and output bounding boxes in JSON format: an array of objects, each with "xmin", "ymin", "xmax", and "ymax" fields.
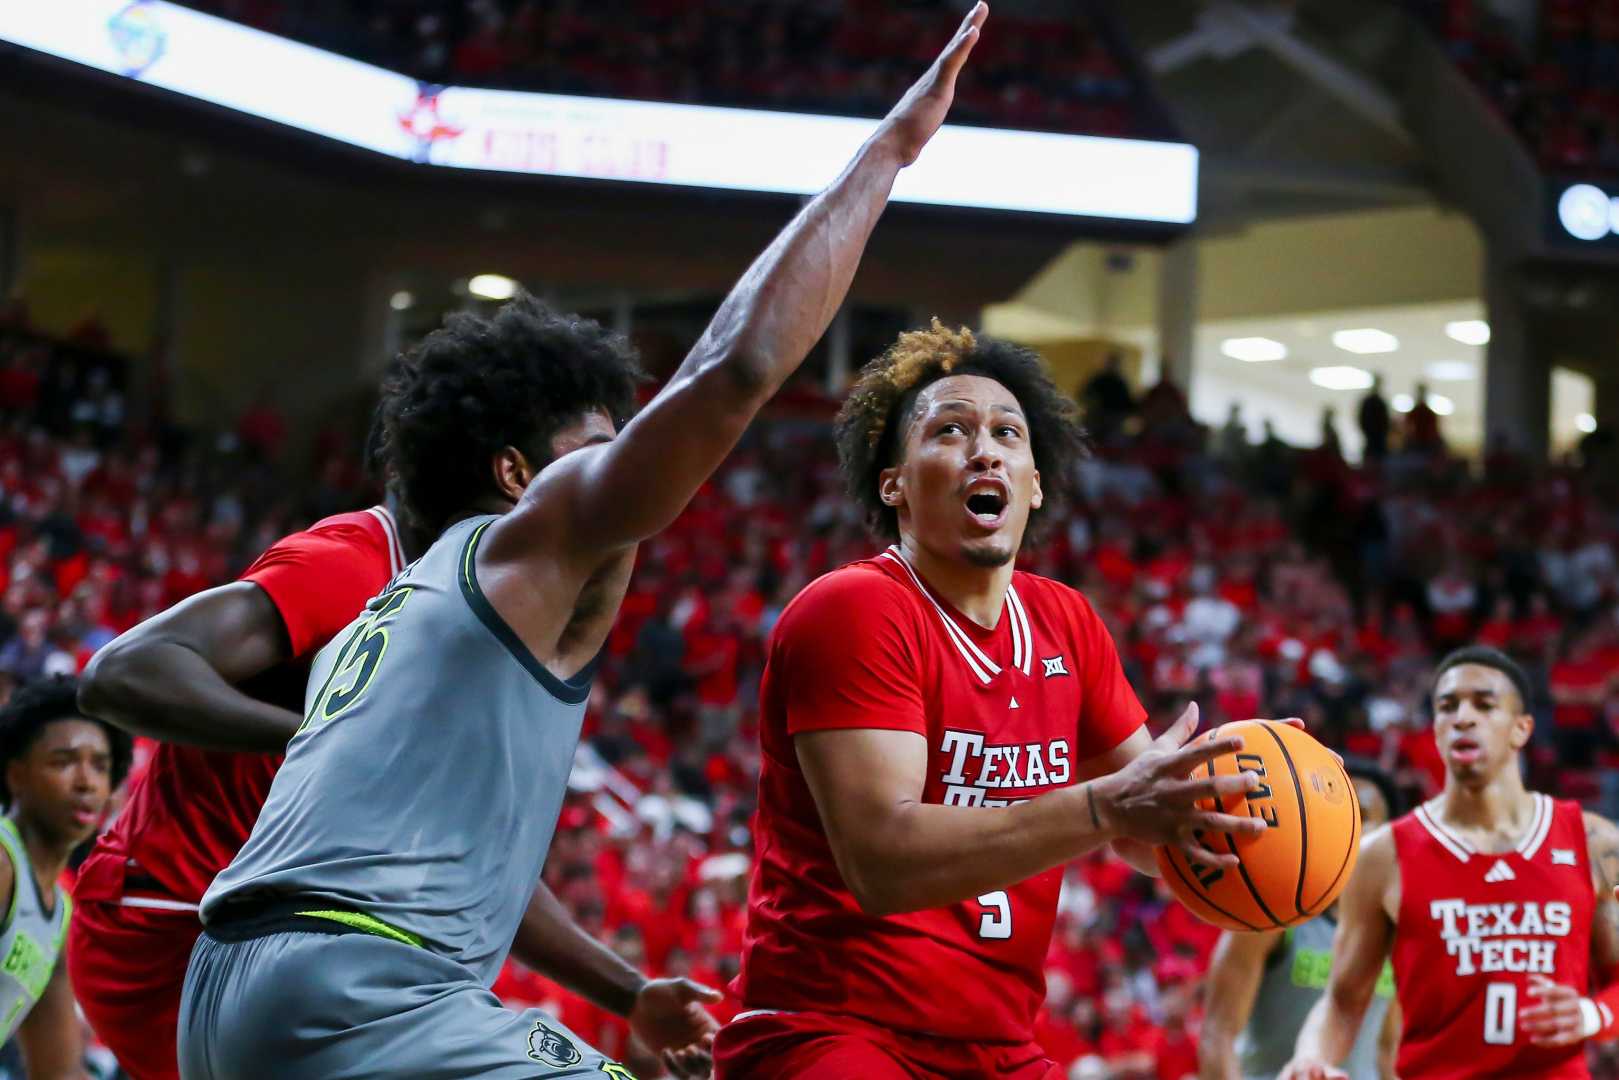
[
  {"xmin": 1392, "ymin": 795, "xmax": 1595, "ymax": 1079},
  {"xmin": 734, "ymin": 548, "xmax": 1145, "ymax": 1043},
  {"xmin": 76, "ymin": 506, "xmax": 404, "ymax": 909}
]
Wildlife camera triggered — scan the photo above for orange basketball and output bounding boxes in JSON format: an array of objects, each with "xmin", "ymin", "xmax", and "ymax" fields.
[{"xmin": 1156, "ymin": 719, "xmax": 1361, "ymax": 932}]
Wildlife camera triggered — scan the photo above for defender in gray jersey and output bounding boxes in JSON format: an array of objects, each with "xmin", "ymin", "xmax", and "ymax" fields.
[
  {"xmin": 0, "ymin": 677, "xmax": 130, "ymax": 1076},
  {"xmin": 179, "ymin": 7, "xmax": 991, "ymax": 1079},
  {"xmin": 1198, "ymin": 763, "xmax": 1400, "ymax": 1080}
]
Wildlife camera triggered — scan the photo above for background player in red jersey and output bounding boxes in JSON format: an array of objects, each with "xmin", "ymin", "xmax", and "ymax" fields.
[
  {"xmin": 1283, "ymin": 645, "xmax": 1619, "ymax": 1080},
  {"xmin": 70, "ymin": 500, "xmax": 407, "ymax": 1080},
  {"xmin": 716, "ymin": 322, "xmax": 1286, "ymax": 1080},
  {"xmin": 72, "ymin": 489, "xmax": 719, "ymax": 1077}
]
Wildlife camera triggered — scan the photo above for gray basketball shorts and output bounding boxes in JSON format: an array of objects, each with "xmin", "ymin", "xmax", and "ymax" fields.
[{"xmin": 177, "ymin": 927, "xmax": 634, "ymax": 1079}]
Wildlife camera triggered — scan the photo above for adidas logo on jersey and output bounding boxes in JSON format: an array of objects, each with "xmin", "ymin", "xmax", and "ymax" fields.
[{"xmin": 1484, "ymin": 859, "xmax": 1516, "ymax": 883}]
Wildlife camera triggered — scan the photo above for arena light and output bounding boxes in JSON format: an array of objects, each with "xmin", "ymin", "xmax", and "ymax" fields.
[
  {"xmin": 389, "ymin": 290, "xmax": 414, "ymax": 311},
  {"xmin": 1444, "ymin": 319, "xmax": 1490, "ymax": 346},
  {"xmin": 1330, "ymin": 329, "xmax": 1398, "ymax": 355},
  {"xmin": 1392, "ymin": 394, "xmax": 1414, "ymax": 412},
  {"xmin": 1558, "ymin": 183, "xmax": 1616, "ymax": 242},
  {"xmin": 1425, "ymin": 360, "xmax": 1474, "ymax": 382},
  {"xmin": 1219, "ymin": 337, "xmax": 1288, "ymax": 363},
  {"xmin": 1309, "ymin": 366, "xmax": 1375, "ymax": 391},
  {"xmin": 1429, "ymin": 394, "xmax": 1455, "ymax": 416},
  {"xmin": 1577, "ymin": 413, "xmax": 1598, "ymax": 433},
  {"xmin": 0, "ymin": 0, "xmax": 1200, "ymax": 223},
  {"xmin": 468, "ymin": 274, "xmax": 518, "ymax": 301}
]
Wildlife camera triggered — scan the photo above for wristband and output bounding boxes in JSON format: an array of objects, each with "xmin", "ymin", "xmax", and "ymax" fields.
[{"xmin": 1579, "ymin": 997, "xmax": 1602, "ymax": 1039}]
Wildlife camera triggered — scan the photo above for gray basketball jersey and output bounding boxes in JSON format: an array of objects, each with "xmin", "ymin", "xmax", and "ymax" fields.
[
  {"xmin": 0, "ymin": 817, "xmax": 69, "ymax": 1039},
  {"xmin": 1235, "ymin": 915, "xmax": 1394, "ymax": 1080},
  {"xmin": 202, "ymin": 514, "xmax": 593, "ymax": 985}
]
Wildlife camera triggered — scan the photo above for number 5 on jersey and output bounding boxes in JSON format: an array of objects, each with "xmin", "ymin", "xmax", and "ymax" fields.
[
  {"xmin": 303, "ymin": 586, "xmax": 414, "ymax": 732},
  {"xmin": 977, "ymin": 891, "xmax": 1012, "ymax": 940}
]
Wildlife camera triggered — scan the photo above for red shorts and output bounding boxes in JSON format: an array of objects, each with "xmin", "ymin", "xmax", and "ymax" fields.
[
  {"xmin": 713, "ymin": 1009, "xmax": 1062, "ymax": 1080},
  {"xmin": 66, "ymin": 897, "xmax": 199, "ymax": 1080}
]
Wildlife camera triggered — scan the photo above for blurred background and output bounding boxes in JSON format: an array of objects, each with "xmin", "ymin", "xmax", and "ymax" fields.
[{"xmin": 5, "ymin": 0, "xmax": 1619, "ymax": 1076}]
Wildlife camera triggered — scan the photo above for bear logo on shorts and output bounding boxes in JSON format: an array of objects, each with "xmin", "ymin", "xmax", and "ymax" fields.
[{"xmin": 527, "ymin": 1020, "xmax": 583, "ymax": 1067}]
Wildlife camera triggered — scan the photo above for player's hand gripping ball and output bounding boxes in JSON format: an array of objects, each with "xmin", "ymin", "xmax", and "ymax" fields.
[{"xmin": 1156, "ymin": 720, "xmax": 1360, "ymax": 931}]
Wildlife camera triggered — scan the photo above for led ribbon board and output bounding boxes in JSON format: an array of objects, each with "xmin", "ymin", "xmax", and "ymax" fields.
[{"xmin": 4, "ymin": 0, "xmax": 1199, "ymax": 223}]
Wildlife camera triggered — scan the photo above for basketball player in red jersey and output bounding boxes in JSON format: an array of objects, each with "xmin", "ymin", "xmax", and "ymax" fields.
[
  {"xmin": 69, "ymin": 499, "xmax": 407, "ymax": 1079},
  {"xmin": 72, "ymin": 488, "xmax": 717, "ymax": 1077},
  {"xmin": 715, "ymin": 323, "xmax": 1284, "ymax": 1079},
  {"xmin": 1283, "ymin": 645, "xmax": 1619, "ymax": 1080}
]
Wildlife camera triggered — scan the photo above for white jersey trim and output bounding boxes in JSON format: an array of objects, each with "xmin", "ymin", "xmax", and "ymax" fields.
[
  {"xmin": 116, "ymin": 895, "xmax": 201, "ymax": 913},
  {"xmin": 366, "ymin": 505, "xmax": 405, "ymax": 576},
  {"xmin": 1414, "ymin": 793, "xmax": 1555, "ymax": 865},
  {"xmin": 1517, "ymin": 793, "xmax": 1553, "ymax": 859},
  {"xmin": 1006, "ymin": 584, "xmax": 1034, "ymax": 676},
  {"xmin": 729, "ymin": 1009, "xmax": 790, "ymax": 1023},
  {"xmin": 880, "ymin": 548, "xmax": 1002, "ymax": 685},
  {"xmin": 1008, "ymin": 582, "xmax": 1025, "ymax": 672},
  {"xmin": 1414, "ymin": 803, "xmax": 1473, "ymax": 863}
]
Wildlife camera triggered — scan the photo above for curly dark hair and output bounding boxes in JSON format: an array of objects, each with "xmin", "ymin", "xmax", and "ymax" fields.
[
  {"xmin": 833, "ymin": 319, "xmax": 1088, "ymax": 543},
  {"xmin": 0, "ymin": 676, "xmax": 133, "ymax": 806},
  {"xmin": 380, "ymin": 293, "xmax": 646, "ymax": 534}
]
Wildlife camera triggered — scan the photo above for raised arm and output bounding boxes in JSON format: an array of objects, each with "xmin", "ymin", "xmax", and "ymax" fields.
[
  {"xmin": 796, "ymin": 705, "xmax": 1267, "ymax": 916},
  {"xmin": 78, "ymin": 582, "xmax": 299, "ymax": 751},
  {"xmin": 1282, "ymin": 825, "xmax": 1399, "ymax": 1080},
  {"xmin": 1198, "ymin": 929, "xmax": 1283, "ymax": 1080},
  {"xmin": 503, "ymin": 4, "xmax": 987, "ymax": 560}
]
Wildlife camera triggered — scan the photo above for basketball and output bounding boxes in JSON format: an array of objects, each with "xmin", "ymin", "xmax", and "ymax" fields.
[{"xmin": 1157, "ymin": 720, "xmax": 1361, "ymax": 932}]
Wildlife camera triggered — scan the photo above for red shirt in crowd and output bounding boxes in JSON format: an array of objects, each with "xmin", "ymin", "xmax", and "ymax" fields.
[
  {"xmin": 1550, "ymin": 653, "xmax": 1611, "ymax": 732},
  {"xmin": 735, "ymin": 547, "xmax": 1145, "ymax": 1043}
]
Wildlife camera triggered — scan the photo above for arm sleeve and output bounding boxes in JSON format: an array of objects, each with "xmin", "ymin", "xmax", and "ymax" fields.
[
  {"xmin": 1069, "ymin": 588, "xmax": 1148, "ymax": 759},
  {"xmin": 772, "ymin": 573, "xmax": 927, "ymax": 738},
  {"xmin": 239, "ymin": 524, "xmax": 392, "ymax": 658}
]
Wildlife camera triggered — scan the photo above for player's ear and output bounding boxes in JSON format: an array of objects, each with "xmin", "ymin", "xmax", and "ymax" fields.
[
  {"xmin": 491, "ymin": 446, "xmax": 534, "ymax": 503},
  {"xmin": 878, "ymin": 466, "xmax": 904, "ymax": 510},
  {"xmin": 1029, "ymin": 468, "xmax": 1043, "ymax": 511},
  {"xmin": 1511, "ymin": 709, "xmax": 1534, "ymax": 751}
]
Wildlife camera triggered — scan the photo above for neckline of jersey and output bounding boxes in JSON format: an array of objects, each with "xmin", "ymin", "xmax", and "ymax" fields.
[
  {"xmin": 1418, "ymin": 792, "xmax": 1551, "ymax": 859},
  {"xmin": 880, "ymin": 547, "xmax": 1010, "ymax": 646}
]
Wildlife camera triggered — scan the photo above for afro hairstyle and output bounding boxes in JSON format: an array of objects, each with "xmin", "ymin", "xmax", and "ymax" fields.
[{"xmin": 379, "ymin": 292, "xmax": 645, "ymax": 534}]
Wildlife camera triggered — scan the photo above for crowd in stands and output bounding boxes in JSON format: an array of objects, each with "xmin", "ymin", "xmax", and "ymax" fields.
[
  {"xmin": 5, "ymin": 315, "xmax": 1619, "ymax": 1078},
  {"xmin": 1407, "ymin": 0, "xmax": 1619, "ymax": 176},
  {"xmin": 184, "ymin": 0, "xmax": 1170, "ymax": 138}
]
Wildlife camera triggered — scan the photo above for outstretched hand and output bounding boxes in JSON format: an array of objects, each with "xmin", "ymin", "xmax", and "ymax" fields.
[
  {"xmin": 871, "ymin": 1, "xmax": 988, "ymax": 166},
  {"xmin": 627, "ymin": 977, "xmax": 723, "ymax": 1077},
  {"xmin": 1090, "ymin": 702, "xmax": 1269, "ymax": 869}
]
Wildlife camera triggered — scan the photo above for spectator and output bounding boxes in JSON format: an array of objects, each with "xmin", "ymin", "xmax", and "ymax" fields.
[
  {"xmin": 1358, "ymin": 373, "xmax": 1391, "ymax": 461},
  {"xmin": 1081, "ymin": 352, "xmax": 1134, "ymax": 442},
  {"xmin": 1405, "ymin": 381, "xmax": 1444, "ymax": 454}
]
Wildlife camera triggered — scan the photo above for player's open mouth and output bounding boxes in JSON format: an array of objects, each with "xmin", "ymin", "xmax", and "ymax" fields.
[
  {"xmin": 1449, "ymin": 737, "xmax": 1482, "ymax": 763},
  {"xmin": 72, "ymin": 805, "xmax": 100, "ymax": 825},
  {"xmin": 963, "ymin": 481, "xmax": 1009, "ymax": 529}
]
